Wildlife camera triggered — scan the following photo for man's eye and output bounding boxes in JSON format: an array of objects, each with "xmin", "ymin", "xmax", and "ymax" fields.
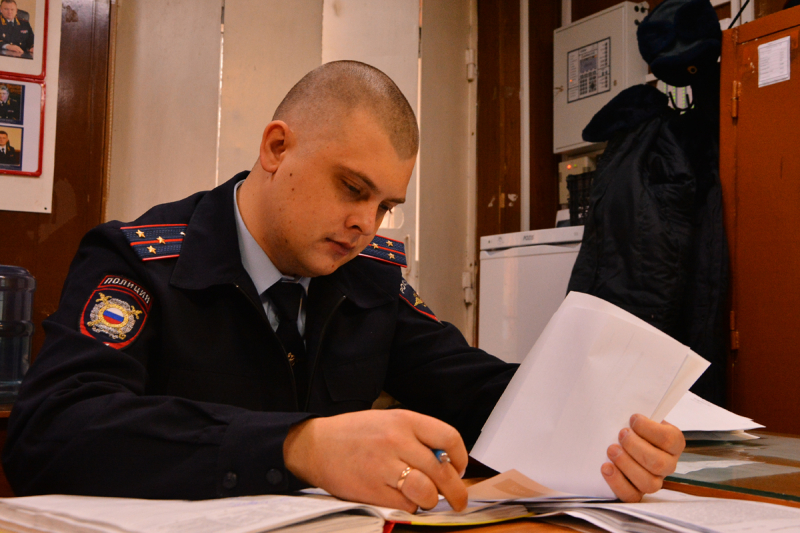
[
  {"xmin": 379, "ymin": 204, "xmax": 393, "ymax": 213},
  {"xmin": 345, "ymin": 183, "xmax": 362, "ymax": 195}
]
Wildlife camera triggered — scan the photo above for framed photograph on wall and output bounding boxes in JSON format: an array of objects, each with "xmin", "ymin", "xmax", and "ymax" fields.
[
  {"xmin": 0, "ymin": 77, "xmax": 42, "ymax": 175},
  {"xmin": 0, "ymin": 0, "xmax": 47, "ymax": 79}
]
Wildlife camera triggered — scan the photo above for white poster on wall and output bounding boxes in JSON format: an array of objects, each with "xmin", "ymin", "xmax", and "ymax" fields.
[{"xmin": 0, "ymin": 0, "xmax": 60, "ymax": 214}]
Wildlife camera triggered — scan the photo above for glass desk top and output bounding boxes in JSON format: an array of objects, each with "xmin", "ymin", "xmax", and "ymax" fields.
[{"xmin": 665, "ymin": 431, "xmax": 800, "ymax": 504}]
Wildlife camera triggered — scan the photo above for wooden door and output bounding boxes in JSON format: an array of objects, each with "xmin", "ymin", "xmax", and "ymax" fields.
[{"xmin": 720, "ymin": 7, "xmax": 800, "ymax": 433}]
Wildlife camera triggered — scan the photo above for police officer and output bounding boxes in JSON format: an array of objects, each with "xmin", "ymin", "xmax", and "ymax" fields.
[
  {"xmin": 3, "ymin": 61, "xmax": 685, "ymax": 512},
  {"xmin": 0, "ymin": 85, "xmax": 21, "ymax": 122},
  {"xmin": 0, "ymin": 130, "xmax": 17, "ymax": 165},
  {"xmin": 0, "ymin": 0, "xmax": 33, "ymax": 55}
]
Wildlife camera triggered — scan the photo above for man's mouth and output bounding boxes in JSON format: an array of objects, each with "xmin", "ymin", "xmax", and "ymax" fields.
[{"xmin": 327, "ymin": 238, "xmax": 357, "ymax": 256}]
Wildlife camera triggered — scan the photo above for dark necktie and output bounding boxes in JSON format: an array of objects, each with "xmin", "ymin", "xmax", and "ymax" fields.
[{"xmin": 265, "ymin": 281, "xmax": 309, "ymax": 404}]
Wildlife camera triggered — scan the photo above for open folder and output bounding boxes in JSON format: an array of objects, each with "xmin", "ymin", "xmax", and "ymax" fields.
[{"xmin": 470, "ymin": 291, "xmax": 709, "ymax": 499}]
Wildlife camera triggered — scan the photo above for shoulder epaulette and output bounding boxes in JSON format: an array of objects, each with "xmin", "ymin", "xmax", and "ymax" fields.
[
  {"xmin": 399, "ymin": 278, "xmax": 438, "ymax": 321},
  {"xmin": 121, "ymin": 224, "xmax": 187, "ymax": 261},
  {"xmin": 359, "ymin": 235, "xmax": 407, "ymax": 267}
]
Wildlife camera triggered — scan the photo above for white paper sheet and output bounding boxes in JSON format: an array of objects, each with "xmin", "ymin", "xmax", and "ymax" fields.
[
  {"xmin": 665, "ymin": 391, "xmax": 764, "ymax": 432},
  {"xmin": 683, "ymin": 430, "xmax": 759, "ymax": 441},
  {"xmin": 471, "ymin": 292, "xmax": 709, "ymax": 498},
  {"xmin": 758, "ymin": 36, "xmax": 791, "ymax": 88},
  {"xmin": 529, "ymin": 490, "xmax": 800, "ymax": 533},
  {"xmin": 674, "ymin": 459, "xmax": 755, "ymax": 475}
]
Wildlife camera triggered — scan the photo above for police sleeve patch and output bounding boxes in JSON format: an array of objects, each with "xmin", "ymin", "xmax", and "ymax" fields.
[
  {"xmin": 399, "ymin": 278, "xmax": 438, "ymax": 322},
  {"xmin": 79, "ymin": 275, "xmax": 152, "ymax": 349}
]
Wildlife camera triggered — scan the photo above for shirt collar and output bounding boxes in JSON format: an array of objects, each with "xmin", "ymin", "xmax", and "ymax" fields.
[{"xmin": 233, "ymin": 180, "xmax": 310, "ymax": 295}]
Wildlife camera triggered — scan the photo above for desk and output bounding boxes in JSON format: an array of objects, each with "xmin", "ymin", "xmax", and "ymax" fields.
[
  {"xmin": 663, "ymin": 430, "xmax": 800, "ymax": 509},
  {"xmin": 396, "ymin": 431, "xmax": 800, "ymax": 532},
  {"xmin": 0, "ymin": 48, "xmax": 33, "ymax": 60}
]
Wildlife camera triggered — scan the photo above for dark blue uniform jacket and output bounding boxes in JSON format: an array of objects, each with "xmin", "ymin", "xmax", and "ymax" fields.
[
  {"xmin": 0, "ymin": 17, "xmax": 33, "ymax": 52},
  {"xmin": 2, "ymin": 172, "xmax": 516, "ymax": 499}
]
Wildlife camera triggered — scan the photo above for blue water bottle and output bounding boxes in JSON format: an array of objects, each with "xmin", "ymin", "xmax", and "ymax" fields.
[{"xmin": 0, "ymin": 265, "xmax": 35, "ymax": 403}]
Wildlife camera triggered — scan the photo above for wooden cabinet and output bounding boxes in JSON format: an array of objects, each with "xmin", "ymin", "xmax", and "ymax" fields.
[{"xmin": 720, "ymin": 7, "xmax": 800, "ymax": 433}]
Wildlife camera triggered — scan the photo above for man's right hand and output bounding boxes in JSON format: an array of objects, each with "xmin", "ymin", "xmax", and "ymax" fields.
[
  {"xmin": 3, "ymin": 44, "xmax": 23, "ymax": 54},
  {"xmin": 283, "ymin": 410, "xmax": 469, "ymax": 513}
]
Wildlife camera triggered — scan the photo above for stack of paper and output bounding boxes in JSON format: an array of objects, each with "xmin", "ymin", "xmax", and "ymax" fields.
[
  {"xmin": 0, "ymin": 494, "xmax": 532, "ymax": 533},
  {"xmin": 471, "ymin": 291, "xmax": 709, "ymax": 498},
  {"xmin": 465, "ymin": 473, "xmax": 800, "ymax": 533},
  {"xmin": 524, "ymin": 490, "xmax": 800, "ymax": 533},
  {"xmin": 665, "ymin": 391, "xmax": 764, "ymax": 441}
]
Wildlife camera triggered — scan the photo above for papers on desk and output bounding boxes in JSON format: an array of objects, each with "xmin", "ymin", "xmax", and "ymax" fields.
[
  {"xmin": 463, "ymin": 476, "xmax": 800, "ymax": 533},
  {"xmin": 522, "ymin": 489, "xmax": 800, "ymax": 533},
  {"xmin": 665, "ymin": 391, "xmax": 764, "ymax": 441},
  {"xmin": 471, "ymin": 291, "xmax": 709, "ymax": 498},
  {"xmin": 0, "ymin": 494, "xmax": 533, "ymax": 533}
]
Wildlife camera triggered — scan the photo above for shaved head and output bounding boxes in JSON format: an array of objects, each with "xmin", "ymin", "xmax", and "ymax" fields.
[{"xmin": 273, "ymin": 61, "xmax": 419, "ymax": 160}]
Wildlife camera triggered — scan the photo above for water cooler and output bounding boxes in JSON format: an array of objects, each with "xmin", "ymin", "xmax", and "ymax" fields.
[{"xmin": 0, "ymin": 265, "xmax": 35, "ymax": 403}]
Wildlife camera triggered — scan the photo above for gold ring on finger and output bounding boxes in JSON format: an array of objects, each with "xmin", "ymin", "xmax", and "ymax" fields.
[{"xmin": 396, "ymin": 466, "xmax": 413, "ymax": 490}]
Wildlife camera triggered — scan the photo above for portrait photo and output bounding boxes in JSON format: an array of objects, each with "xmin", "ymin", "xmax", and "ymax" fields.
[
  {"xmin": 0, "ymin": 125, "xmax": 22, "ymax": 170},
  {"xmin": 0, "ymin": 79, "xmax": 41, "ymax": 176},
  {"xmin": 0, "ymin": 0, "xmax": 45, "ymax": 78},
  {"xmin": 0, "ymin": 81, "xmax": 23, "ymax": 124}
]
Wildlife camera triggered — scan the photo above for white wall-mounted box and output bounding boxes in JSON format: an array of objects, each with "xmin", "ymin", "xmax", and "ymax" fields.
[{"xmin": 553, "ymin": 2, "xmax": 649, "ymax": 154}]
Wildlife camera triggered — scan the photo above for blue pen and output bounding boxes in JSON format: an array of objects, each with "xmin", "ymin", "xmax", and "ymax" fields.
[{"xmin": 432, "ymin": 448, "xmax": 451, "ymax": 464}]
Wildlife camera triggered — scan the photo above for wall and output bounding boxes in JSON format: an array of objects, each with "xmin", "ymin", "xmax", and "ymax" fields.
[
  {"xmin": 15, "ymin": 0, "xmax": 36, "ymax": 26},
  {"xmin": 217, "ymin": 0, "xmax": 322, "ymax": 182},
  {"xmin": 418, "ymin": 0, "xmax": 474, "ymax": 337},
  {"xmin": 105, "ymin": 0, "xmax": 222, "ymax": 222}
]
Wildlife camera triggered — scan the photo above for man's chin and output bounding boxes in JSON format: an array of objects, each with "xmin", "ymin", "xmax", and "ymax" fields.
[{"xmin": 303, "ymin": 253, "xmax": 359, "ymax": 277}]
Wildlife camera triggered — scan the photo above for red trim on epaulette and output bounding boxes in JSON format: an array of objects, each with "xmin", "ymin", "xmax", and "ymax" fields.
[
  {"xmin": 121, "ymin": 224, "xmax": 188, "ymax": 229},
  {"xmin": 372, "ymin": 245, "xmax": 405, "ymax": 256},
  {"xmin": 141, "ymin": 254, "xmax": 181, "ymax": 262},
  {"xmin": 359, "ymin": 254, "xmax": 406, "ymax": 268},
  {"xmin": 131, "ymin": 238, "xmax": 183, "ymax": 246}
]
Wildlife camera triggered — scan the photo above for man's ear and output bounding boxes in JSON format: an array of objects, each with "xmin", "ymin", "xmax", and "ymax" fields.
[{"xmin": 259, "ymin": 120, "xmax": 292, "ymax": 173}]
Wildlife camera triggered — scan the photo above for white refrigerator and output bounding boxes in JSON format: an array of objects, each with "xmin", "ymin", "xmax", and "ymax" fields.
[{"xmin": 478, "ymin": 226, "xmax": 584, "ymax": 364}]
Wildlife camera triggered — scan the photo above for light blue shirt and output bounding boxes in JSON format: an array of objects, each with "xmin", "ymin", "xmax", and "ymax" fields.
[{"xmin": 233, "ymin": 181, "xmax": 310, "ymax": 335}]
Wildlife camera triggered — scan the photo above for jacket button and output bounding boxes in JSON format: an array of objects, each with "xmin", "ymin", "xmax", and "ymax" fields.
[
  {"xmin": 222, "ymin": 471, "xmax": 238, "ymax": 489},
  {"xmin": 266, "ymin": 468, "xmax": 283, "ymax": 486}
]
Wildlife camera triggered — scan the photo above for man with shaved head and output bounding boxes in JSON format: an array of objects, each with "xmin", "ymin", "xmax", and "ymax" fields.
[{"xmin": 5, "ymin": 61, "xmax": 684, "ymax": 511}]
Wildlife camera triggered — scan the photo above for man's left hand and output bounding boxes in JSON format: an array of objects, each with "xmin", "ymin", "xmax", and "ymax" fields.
[{"xmin": 602, "ymin": 414, "xmax": 685, "ymax": 502}]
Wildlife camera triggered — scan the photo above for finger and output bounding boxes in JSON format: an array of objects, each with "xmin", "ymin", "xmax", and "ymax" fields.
[
  {"xmin": 397, "ymin": 467, "xmax": 440, "ymax": 510},
  {"xmin": 400, "ymin": 440, "xmax": 468, "ymax": 511},
  {"xmin": 601, "ymin": 460, "xmax": 644, "ymax": 503},
  {"xmin": 607, "ymin": 443, "xmax": 664, "ymax": 494},
  {"xmin": 407, "ymin": 413, "xmax": 469, "ymax": 476},
  {"xmin": 630, "ymin": 415, "xmax": 685, "ymax": 456},
  {"xmin": 369, "ymin": 484, "xmax": 419, "ymax": 514},
  {"xmin": 619, "ymin": 426, "xmax": 679, "ymax": 477}
]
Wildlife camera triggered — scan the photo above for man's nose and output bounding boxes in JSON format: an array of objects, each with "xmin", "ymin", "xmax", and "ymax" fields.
[{"xmin": 346, "ymin": 203, "xmax": 380, "ymax": 236}]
